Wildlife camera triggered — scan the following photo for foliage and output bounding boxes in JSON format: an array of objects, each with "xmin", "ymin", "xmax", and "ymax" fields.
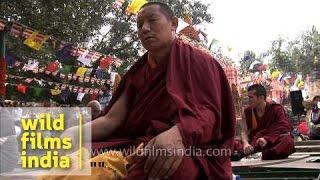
[
  {"xmin": 1, "ymin": 0, "xmax": 213, "ymax": 103},
  {"xmin": 266, "ymin": 26, "xmax": 320, "ymax": 74}
]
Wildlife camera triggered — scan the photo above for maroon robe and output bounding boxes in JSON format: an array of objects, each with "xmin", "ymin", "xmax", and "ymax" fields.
[
  {"xmin": 93, "ymin": 39, "xmax": 236, "ymax": 180},
  {"xmin": 234, "ymin": 103, "xmax": 295, "ymax": 160}
]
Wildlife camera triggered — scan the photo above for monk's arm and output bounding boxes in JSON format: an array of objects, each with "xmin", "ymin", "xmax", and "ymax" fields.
[
  {"xmin": 240, "ymin": 113, "xmax": 250, "ymax": 145},
  {"xmin": 84, "ymin": 92, "xmax": 128, "ymax": 141}
]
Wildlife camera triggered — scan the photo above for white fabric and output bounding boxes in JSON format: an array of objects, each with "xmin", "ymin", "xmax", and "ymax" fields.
[
  {"xmin": 176, "ymin": 18, "xmax": 190, "ymax": 33},
  {"xmin": 77, "ymin": 50, "xmax": 92, "ymax": 66},
  {"xmin": 77, "ymin": 93, "xmax": 85, "ymax": 101}
]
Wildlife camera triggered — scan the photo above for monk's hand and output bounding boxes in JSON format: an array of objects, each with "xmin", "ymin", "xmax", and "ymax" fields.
[
  {"xmin": 256, "ymin": 137, "xmax": 267, "ymax": 148},
  {"xmin": 243, "ymin": 143, "xmax": 254, "ymax": 155},
  {"xmin": 144, "ymin": 125, "xmax": 185, "ymax": 180}
]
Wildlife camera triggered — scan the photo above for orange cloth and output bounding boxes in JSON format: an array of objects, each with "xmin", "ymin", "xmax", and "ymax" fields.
[
  {"xmin": 250, "ymin": 109, "xmax": 258, "ymax": 133},
  {"xmin": 37, "ymin": 144, "xmax": 144, "ymax": 180}
]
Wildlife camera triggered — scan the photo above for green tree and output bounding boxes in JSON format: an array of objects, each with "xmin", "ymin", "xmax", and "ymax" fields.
[
  {"xmin": 265, "ymin": 26, "xmax": 320, "ymax": 74},
  {"xmin": 1, "ymin": 0, "xmax": 213, "ymax": 104},
  {"xmin": 92, "ymin": 0, "xmax": 213, "ymax": 61},
  {"xmin": 295, "ymin": 26, "xmax": 320, "ymax": 74},
  {"xmin": 266, "ymin": 37, "xmax": 294, "ymax": 73}
]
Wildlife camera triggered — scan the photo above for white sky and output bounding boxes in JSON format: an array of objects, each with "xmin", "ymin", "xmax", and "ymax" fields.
[{"xmin": 200, "ymin": 0, "xmax": 320, "ymax": 62}]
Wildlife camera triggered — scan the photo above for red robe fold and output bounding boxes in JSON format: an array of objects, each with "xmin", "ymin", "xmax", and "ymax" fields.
[
  {"xmin": 0, "ymin": 58, "xmax": 6, "ymax": 96},
  {"xmin": 96, "ymin": 39, "xmax": 236, "ymax": 180},
  {"xmin": 235, "ymin": 103, "xmax": 295, "ymax": 160}
]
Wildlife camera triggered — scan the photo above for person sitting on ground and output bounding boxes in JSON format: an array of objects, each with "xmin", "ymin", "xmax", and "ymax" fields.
[
  {"xmin": 309, "ymin": 95, "xmax": 320, "ymax": 140},
  {"xmin": 87, "ymin": 100, "xmax": 102, "ymax": 120},
  {"xmin": 62, "ymin": 2, "xmax": 236, "ymax": 179},
  {"xmin": 233, "ymin": 84, "xmax": 295, "ymax": 160}
]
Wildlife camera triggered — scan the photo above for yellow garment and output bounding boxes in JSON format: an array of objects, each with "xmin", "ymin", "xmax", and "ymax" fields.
[
  {"xmin": 24, "ymin": 31, "xmax": 49, "ymax": 50},
  {"xmin": 271, "ymin": 70, "xmax": 281, "ymax": 78},
  {"xmin": 126, "ymin": 0, "xmax": 148, "ymax": 14},
  {"xmin": 76, "ymin": 67, "xmax": 88, "ymax": 77},
  {"xmin": 37, "ymin": 144, "xmax": 144, "ymax": 180},
  {"xmin": 50, "ymin": 89, "xmax": 61, "ymax": 95},
  {"xmin": 298, "ymin": 80, "xmax": 305, "ymax": 88},
  {"xmin": 249, "ymin": 109, "xmax": 257, "ymax": 135}
]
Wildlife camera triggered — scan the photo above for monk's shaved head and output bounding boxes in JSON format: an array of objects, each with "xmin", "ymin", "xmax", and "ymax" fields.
[{"xmin": 140, "ymin": 2, "xmax": 174, "ymax": 20}]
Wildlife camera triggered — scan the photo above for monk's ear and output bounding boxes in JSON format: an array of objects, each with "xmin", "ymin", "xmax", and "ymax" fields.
[{"xmin": 171, "ymin": 16, "xmax": 178, "ymax": 32}]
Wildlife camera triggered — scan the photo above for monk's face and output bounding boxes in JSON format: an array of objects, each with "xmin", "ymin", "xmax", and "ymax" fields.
[
  {"xmin": 137, "ymin": 5, "xmax": 177, "ymax": 52},
  {"xmin": 248, "ymin": 90, "xmax": 264, "ymax": 108}
]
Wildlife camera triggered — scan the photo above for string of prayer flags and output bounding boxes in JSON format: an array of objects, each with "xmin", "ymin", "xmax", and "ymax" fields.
[
  {"xmin": 60, "ymin": 89, "xmax": 71, "ymax": 102},
  {"xmin": 50, "ymin": 89, "xmax": 61, "ymax": 95},
  {"xmin": 10, "ymin": 23, "xmax": 23, "ymax": 37},
  {"xmin": 22, "ymin": 28, "xmax": 34, "ymax": 39},
  {"xmin": 56, "ymin": 44, "xmax": 74, "ymax": 61},
  {"xmin": 0, "ymin": 19, "xmax": 7, "ymax": 31},
  {"xmin": 126, "ymin": 0, "xmax": 148, "ymax": 14},
  {"xmin": 77, "ymin": 49, "xmax": 92, "ymax": 66},
  {"xmin": 23, "ymin": 31, "xmax": 49, "ymax": 50},
  {"xmin": 72, "ymin": 86, "xmax": 79, "ymax": 93},
  {"xmin": 60, "ymin": 64, "xmax": 72, "ymax": 74},
  {"xmin": 25, "ymin": 78, "xmax": 33, "ymax": 83},
  {"xmin": 271, "ymin": 69, "xmax": 281, "ymax": 78},
  {"xmin": 32, "ymin": 87, "xmax": 43, "ymax": 97},
  {"xmin": 46, "ymin": 61, "xmax": 59, "ymax": 73},
  {"xmin": 72, "ymin": 74, "xmax": 78, "ymax": 80},
  {"xmin": 77, "ymin": 93, "xmax": 85, "ymax": 101},
  {"xmin": 4, "ymin": 20, "xmax": 121, "ymax": 69},
  {"xmin": 26, "ymin": 59, "xmax": 39, "ymax": 71},
  {"xmin": 76, "ymin": 67, "xmax": 88, "ymax": 77},
  {"xmin": 99, "ymin": 56, "xmax": 113, "ymax": 69},
  {"xmin": 17, "ymin": 84, "xmax": 27, "ymax": 94},
  {"xmin": 95, "ymin": 69, "xmax": 107, "ymax": 79}
]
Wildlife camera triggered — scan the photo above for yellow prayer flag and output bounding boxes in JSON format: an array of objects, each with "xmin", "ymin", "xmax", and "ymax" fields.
[
  {"xmin": 23, "ymin": 31, "xmax": 49, "ymax": 50},
  {"xmin": 271, "ymin": 70, "xmax": 281, "ymax": 78},
  {"xmin": 76, "ymin": 67, "xmax": 88, "ymax": 77},
  {"xmin": 126, "ymin": 0, "xmax": 148, "ymax": 14},
  {"xmin": 50, "ymin": 89, "xmax": 61, "ymax": 95}
]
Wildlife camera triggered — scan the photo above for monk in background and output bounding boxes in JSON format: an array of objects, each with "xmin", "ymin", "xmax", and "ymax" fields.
[
  {"xmin": 63, "ymin": 2, "xmax": 235, "ymax": 180},
  {"xmin": 233, "ymin": 84, "xmax": 295, "ymax": 160}
]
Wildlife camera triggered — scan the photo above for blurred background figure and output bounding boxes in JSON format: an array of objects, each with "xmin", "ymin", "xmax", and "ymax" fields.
[
  {"xmin": 87, "ymin": 100, "xmax": 102, "ymax": 120},
  {"xmin": 97, "ymin": 83, "xmax": 112, "ymax": 110},
  {"xmin": 309, "ymin": 95, "xmax": 320, "ymax": 140}
]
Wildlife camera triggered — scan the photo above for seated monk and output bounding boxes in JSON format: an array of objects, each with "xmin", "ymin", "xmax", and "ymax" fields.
[
  {"xmin": 233, "ymin": 84, "xmax": 295, "ymax": 160},
  {"xmin": 62, "ymin": 2, "xmax": 235, "ymax": 179}
]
